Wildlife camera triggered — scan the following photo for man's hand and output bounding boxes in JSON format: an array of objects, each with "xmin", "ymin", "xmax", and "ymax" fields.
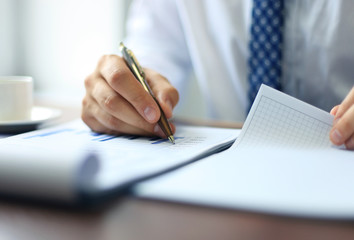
[
  {"xmin": 82, "ymin": 55, "xmax": 179, "ymax": 137},
  {"xmin": 330, "ymin": 87, "xmax": 354, "ymax": 149}
]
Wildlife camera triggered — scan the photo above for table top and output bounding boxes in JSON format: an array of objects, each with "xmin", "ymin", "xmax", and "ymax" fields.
[
  {"xmin": 1, "ymin": 196, "xmax": 354, "ymax": 240},
  {"xmin": 1, "ymin": 100, "xmax": 353, "ymax": 240}
]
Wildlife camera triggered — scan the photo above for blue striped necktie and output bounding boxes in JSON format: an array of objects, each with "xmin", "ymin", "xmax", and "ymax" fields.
[{"xmin": 248, "ymin": 0, "xmax": 284, "ymax": 107}]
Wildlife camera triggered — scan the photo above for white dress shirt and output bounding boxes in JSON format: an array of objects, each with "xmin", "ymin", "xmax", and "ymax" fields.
[{"xmin": 125, "ymin": 0, "xmax": 354, "ymax": 122}]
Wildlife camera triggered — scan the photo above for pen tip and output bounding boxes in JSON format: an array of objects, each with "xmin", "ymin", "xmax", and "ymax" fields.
[{"xmin": 168, "ymin": 136, "xmax": 175, "ymax": 144}]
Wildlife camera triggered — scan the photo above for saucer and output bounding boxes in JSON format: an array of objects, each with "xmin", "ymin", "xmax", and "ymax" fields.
[{"xmin": 0, "ymin": 106, "xmax": 62, "ymax": 134}]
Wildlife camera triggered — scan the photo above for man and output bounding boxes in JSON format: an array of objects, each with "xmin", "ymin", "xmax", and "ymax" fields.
[{"xmin": 82, "ymin": 0, "xmax": 354, "ymax": 149}]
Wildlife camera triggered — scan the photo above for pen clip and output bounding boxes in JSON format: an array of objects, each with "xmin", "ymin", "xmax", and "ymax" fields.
[
  {"xmin": 120, "ymin": 42, "xmax": 152, "ymax": 94},
  {"xmin": 119, "ymin": 42, "xmax": 145, "ymax": 78},
  {"xmin": 127, "ymin": 49, "xmax": 145, "ymax": 79}
]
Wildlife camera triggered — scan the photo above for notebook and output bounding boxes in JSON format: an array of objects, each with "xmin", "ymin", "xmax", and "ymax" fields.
[
  {"xmin": 134, "ymin": 85, "xmax": 354, "ymax": 219},
  {"xmin": 0, "ymin": 120, "xmax": 239, "ymax": 203}
]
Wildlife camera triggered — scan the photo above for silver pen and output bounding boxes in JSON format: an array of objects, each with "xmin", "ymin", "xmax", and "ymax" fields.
[{"xmin": 119, "ymin": 42, "xmax": 175, "ymax": 144}]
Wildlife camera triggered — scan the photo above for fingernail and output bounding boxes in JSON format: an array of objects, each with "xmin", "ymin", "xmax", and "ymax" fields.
[
  {"xmin": 154, "ymin": 124, "xmax": 164, "ymax": 137},
  {"xmin": 167, "ymin": 100, "xmax": 173, "ymax": 112},
  {"xmin": 144, "ymin": 107, "xmax": 157, "ymax": 122},
  {"xmin": 331, "ymin": 129, "xmax": 343, "ymax": 145}
]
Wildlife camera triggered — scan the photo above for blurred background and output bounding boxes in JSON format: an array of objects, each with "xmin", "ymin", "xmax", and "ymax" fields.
[{"xmin": 0, "ymin": 0, "xmax": 206, "ymax": 119}]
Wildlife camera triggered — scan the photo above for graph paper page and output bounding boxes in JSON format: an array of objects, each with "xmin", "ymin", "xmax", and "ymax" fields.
[
  {"xmin": 134, "ymin": 85, "xmax": 354, "ymax": 219},
  {"xmin": 233, "ymin": 84, "xmax": 334, "ymax": 150}
]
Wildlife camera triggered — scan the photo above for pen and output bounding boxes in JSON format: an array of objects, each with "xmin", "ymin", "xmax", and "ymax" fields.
[{"xmin": 119, "ymin": 42, "xmax": 175, "ymax": 144}]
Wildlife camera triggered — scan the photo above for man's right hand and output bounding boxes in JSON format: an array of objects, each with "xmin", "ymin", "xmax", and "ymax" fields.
[{"xmin": 81, "ymin": 55, "xmax": 179, "ymax": 137}]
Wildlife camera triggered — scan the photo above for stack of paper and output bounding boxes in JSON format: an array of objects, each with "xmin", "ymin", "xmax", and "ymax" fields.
[
  {"xmin": 0, "ymin": 120, "xmax": 239, "ymax": 202},
  {"xmin": 134, "ymin": 85, "xmax": 354, "ymax": 219}
]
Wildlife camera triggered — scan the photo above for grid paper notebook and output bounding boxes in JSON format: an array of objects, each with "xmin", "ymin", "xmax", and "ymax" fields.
[
  {"xmin": 134, "ymin": 85, "xmax": 354, "ymax": 219},
  {"xmin": 234, "ymin": 84, "xmax": 334, "ymax": 149}
]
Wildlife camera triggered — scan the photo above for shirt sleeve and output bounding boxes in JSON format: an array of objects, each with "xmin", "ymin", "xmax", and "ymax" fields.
[{"xmin": 124, "ymin": 0, "xmax": 192, "ymax": 95}]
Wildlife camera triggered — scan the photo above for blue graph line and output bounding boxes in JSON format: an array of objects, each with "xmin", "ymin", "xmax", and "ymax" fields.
[
  {"xmin": 24, "ymin": 127, "xmax": 184, "ymax": 144},
  {"xmin": 24, "ymin": 129, "xmax": 74, "ymax": 139},
  {"xmin": 151, "ymin": 137, "xmax": 184, "ymax": 144},
  {"xmin": 148, "ymin": 137, "xmax": 161, "ymax": 142},
  {"xmin": 94, "ymin": 136, "xmax": 118, "ymax": 142},
  {"xmin": 90, "ymin": 132, "xmax": 103, "ymax": 137},
  {"xmin": 75, "ymin": 130, "xmax": 103, "ymax": 137}
]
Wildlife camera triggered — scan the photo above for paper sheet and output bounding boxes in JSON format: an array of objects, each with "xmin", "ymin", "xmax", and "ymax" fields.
[
  {"xmin": 135, "ymin": 85, "xmax": 354, "ymax": 219},
  {"xmin": 233, "ymin": 84, "xmax": 334, "ymax": 149},
  {"xmin": 0, "ymin": 120, "xmax": 239, "ymax": 200},
  {"xmin": 84, "ymin": 122, "xmax": 240, "ymax": 192}
]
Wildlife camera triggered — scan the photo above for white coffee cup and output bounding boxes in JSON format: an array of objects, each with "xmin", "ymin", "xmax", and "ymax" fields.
[{"xmin": 0, "ymin": 76, "xmax": 33, "ymax": 121}]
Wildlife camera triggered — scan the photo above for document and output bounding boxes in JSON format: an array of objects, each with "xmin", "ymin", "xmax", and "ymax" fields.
[
  {"xmin": 0, "ymin": 120, "xmax": 239, "ymax": 202},
  {"xmin": 135, "ymin": 85, "xmax": 354, "ymax": 219},
  {"xmin": 233, "ymin": 84, "xmax": 334, "ymax": 150}
]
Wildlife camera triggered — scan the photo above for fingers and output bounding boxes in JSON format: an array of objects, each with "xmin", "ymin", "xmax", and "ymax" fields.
[
  {"xmin": 333, "ymin": 87, "xmax": 354, "ymax": 120},
  {"xmin": 330, "ymin": 87, "xmax": 354, "ymax": 149},
  {"xmin": 82, "ymin": 54, "xmax": 179, "ymax": 137},
  {"xmin": 330, "ymin": 105, "xmax": 339, "ymax": 116},
  {"xmin": 330, "ymin": 104, "xmax": 354, "ymax": 149},
  {"xmin": 82, "ymin": 95, "xmax": 117, "ymax": 134},
  {"xmin": 345, "ymin": 135, "xmax": 354, "ymax": 150},
  {"xmin": 99, "ymin": 55, "xmax": 160, "ymax": 123},
  {"xmin": 145, "ymin": 69, "xmax": 179, "ymax": 119},
  {"xmin": 82, "ymin": 94, "xmax": 155, "ymax": 136},
  {"xmin": 90, "ymin": 76, "xmax": 155, "ymax": 132}
]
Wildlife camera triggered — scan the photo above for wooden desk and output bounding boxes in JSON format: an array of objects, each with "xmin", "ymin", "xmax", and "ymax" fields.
[{"xmin": 1, "ymin": 102, "xmax": 354, "ymax": 240}]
